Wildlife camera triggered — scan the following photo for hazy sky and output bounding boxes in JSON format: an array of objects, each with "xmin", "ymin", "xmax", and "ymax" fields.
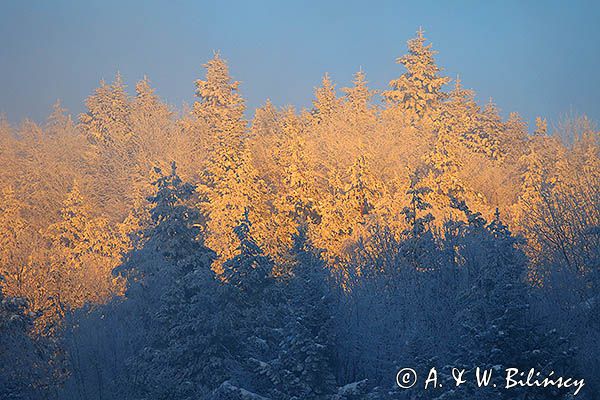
[{"xmin": 2, "ymin": 0, "xmax": 599, "ymax": 130}]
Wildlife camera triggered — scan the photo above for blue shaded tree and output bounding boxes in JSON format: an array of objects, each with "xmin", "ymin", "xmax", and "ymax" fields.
[
  {"xmin": 253, "ymin": 227, "xmax": 337, "ymax": 399},
  {"xmin": 0, "ymin": 285, "xmax": 58, "ymax": 399},
  {"xmin": 444, "ymin": 202, "xmax": 578, "ymax": 399}
]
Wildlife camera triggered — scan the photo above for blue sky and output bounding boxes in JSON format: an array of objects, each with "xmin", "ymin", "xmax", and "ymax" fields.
[{"xmin": 1, "ymin": 0, "xmax": 599, "ymax": 131}]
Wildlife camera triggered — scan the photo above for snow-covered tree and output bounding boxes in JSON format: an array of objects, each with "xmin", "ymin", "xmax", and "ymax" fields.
[
  {"xmin": 194, "ymin": 53, "xmax": 271, "ymax": 270},
  {"xmin": 0, "ymin": 285, "xmax": 58, "ymax": 399},
  {"xmin": 311, "ymin": 73, "xmax": 341, "ymax": 125},
  {"xmin": 0, "ymin": 186, "xmax": 30, "ymax": 299},
  {"xmin": 446, "ymin": 204, "xmax": 578, "ymax": 399},
  {"xmin": 383, "ymin": 28, "xmax": 449, "ymax": 120},
  {"xmin": 254, "ymin": 228, "xmax": 337, "ymax": 399},
  {"xmin": 39, "ymin": 182, "xmax": 126, "ymax": 330},
  {"xmin": 79, "ymin": 73, "xmax": 138, "ymax": 221}
]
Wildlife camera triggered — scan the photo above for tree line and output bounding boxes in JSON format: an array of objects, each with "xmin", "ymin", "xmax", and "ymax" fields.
[{"xmin": 0, "ymin": 29, "xmax": 598, "ymax": 399}]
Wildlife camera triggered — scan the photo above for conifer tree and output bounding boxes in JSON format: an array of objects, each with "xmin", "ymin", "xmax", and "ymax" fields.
[
  {"xmin": 534, "ymin": 116, "xmax": 548, "ymax": 136},
  {"xmin": 422, "ymin": 98, "xmax": 489, "ymax": 222},
  {"xmin": 447, "ymin": 206, "xmax": 577, "ymax": 399},
  {"xmin": 79, "ymin": 73, "xmax": 131, "ymax": 146},
  {"xmin": 280, "ymin": 229, "xmax": 337, "ymax": 398},
  {"xmin": 116, "ymin": 162, "xmax": 201, "ymax": 290},
  {"xmin": 342, "ymin": 69, "xmax": 375, "ymax": 121},
  {"xmin": 340, "ymin": 69, "xmax": 378, "ymax": 158},
  {"xmin": 222, "ymin": 210, "xmax": 274, "ymax": 295},
  {"xmin": 512, "ymin": 129, "xmax": 564, "ymax": 273},
  {"xmin": 194, "ymin": 53, "xmax": 270, "ymax": 270},
  {"xmin": 314, "ymin": 156, "xmax": 385, "ymax": 265},
  {"xmin": 254, "ymin": 228, "xmax": 337, "ymax": 399},
  {"xmin": 45, "ymin": 100, "xmax": 76, "ymax": 138},
  {"xmin": 438, "ymin": 77, "xmax": 479, "ymax": 151},
  {"xmin": 130, "ymin": 76, "xmax": 174, "ymax": 165},
  {"xmin": 193, "ymin": 53, "xmax": 246, "ymax": 146},
  {"xmin": 0, "ymin": 286, "xmax": 57, "ymax": 399},
  {"xmin": 41, "ymin": 183, "xmax": 126, "ymax": 326},
  {"xmin": 400, "ymin": 172, "xmax": 435, "ymax": 270},
  {"xmin": 311, "ymin": 73, "xmax": 340, "ymax": 125},
  {"xmin": 209, "ymin": 212, "xmax": 284, "ymax": 397},
  {"xmin": 247, "ymin": 100, "xmax": 286, "ymax": 193},
  {"xmin": 383, "ymin": 28, "xmax": 449, "ymax": 119},
  {"xmin": 145, "ymin": 162, "xmax": 199, "ymax": 261},
  {"xmin": 502, "ymin": 111, "xmax": 529, "ymax": 160},
  {"xmin": 476, "ymin": 99, "xmax": 503, "ymax": 159},
  {"xmin": 250, "ymin": 99, "xmax": 279, "ymax": 141},
  {"xmin": 120, "ymin": 162, "xmax": 220, "ymax": 400},
  {"xmin": 279, "ymin": 108, "xmax": 319, "ymax": 224},
  {"xmin": 0, "ymin": 187, "xmax": 30, "ymax": 299},
  {"xmin": 79, "ymin": 73, "xmax": 136, "ymax": 221}
]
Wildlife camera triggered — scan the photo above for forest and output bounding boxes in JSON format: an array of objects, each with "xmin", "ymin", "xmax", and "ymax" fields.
[{"xmin": 0, "ymin": 29, "xmax": 599, "ymax": 399}]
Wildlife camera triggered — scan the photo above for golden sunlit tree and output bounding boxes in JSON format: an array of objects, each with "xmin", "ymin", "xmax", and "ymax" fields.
[
  {"xmin": 383, "ymin": 27, "xmax": 449, "ymax": 122},
  {"xmin": 194, "ymin": 53, "xmax": 271, "ymax": 271},
  {"xmin": 0, "ymin": 187, "xmax": 33, "ymax": 299},
  {"xmin": 79, "ymin": 73, "xmax": 135, "ymax": 221},
  {"xmin": 313, "ymin": 155, "xmax": 386, "ymax": 266},
  {"xmin": 34, "ymin": 183, "xmax": 128, "ymax": 329}
]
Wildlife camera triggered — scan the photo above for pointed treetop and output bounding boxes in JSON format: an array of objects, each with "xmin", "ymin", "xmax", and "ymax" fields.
[
  {"xmin": 507, "ymin": 112, "xmax": 522, "ymax": 124},
  {"xmin": 447, "ymin": 74, "xmax": 476, "ymax": 105},
  {"xmin": 488, "ymin": 207, "xmax": 511, "ymax": 239},
  {"xmin": 46, "ymin": 99, "xmax": 73, "ymax": 132},
  {"xmin": 454, "ymin": 75, "xmax": 462, "ymax": 90},
  {"xmin": 193, "ymin": 52, "xmax": 246, "ymax": 141},
  {"xmin": 67, "ymin": 180, "xmax": 84, "ymax": 201},
  {"xmin": 352, "ymin": 69, "xmax": 367, "ymax": 86},
  {"xmin": 263, "ymin": 98, "xmax": 273, "ymax": 108},
  {"xmin": 383, "ymin": 27, "xmax": 449, "ymax": 115},
  {"xmin": 251, "ymin": 99, "xmax": 278, "ymax": 135},
  {"xmin": 234, "ymin": 208, "xmax": 253, "ymax": 243},
  {"xmin": 312, "ymin": 73, "xmax": 339, "ymax": 121},
  {"xmin": 343, "ymin": 69, "xmax": 374, "ymax": 111},
  {"xmin": 483, "ymin": 98, "xmax": 500, "ymax": 115},
  {"xmin": 194, "ymin": 52, "xmax": 244, "ymax": 111},
  {"xmin": 113, "ymin": 71, "xmax": 125, "ymax": 89},
  {"xmin": 534, "ymin": 117, "xmax": 548, "ymax": 136},
  {"xmin": 52, "ymin": 99, "xmax": 66, "ymax": 113},
  {"xmin": 320, "ymin": 72, "xmax": 333, "ymax": 88},
  {"xmin": 135, "ymin": 75, "xmax": 154, "ymax": 97}
]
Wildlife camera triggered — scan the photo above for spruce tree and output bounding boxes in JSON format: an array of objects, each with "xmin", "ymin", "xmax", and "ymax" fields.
[
  {"xmin": 447, "ymin": 205, "xmax": 577, "ymax": 399},
  {"xmin": 314, "ymin": 156, "xmax": 384, "ymax": 266},
  {"xmin": 476, "ymin": 99, "xmax": 503, "ymax": 159},
  {"xmin": 79, "ymin": 73, "xmax": 131, "ymax": 146},
  {"xmin": 0, "ymin": 286, "xmax": 57, "ymax": 399},
  {"xmin": 42, "ymin": 183, "xmax": 126, "ymax": 328},
  {"xmin": 383, "ymin": 28, "xmax": 449, "ymax": 119},
  {"xmin": 281, "ymin": 228, "xmax": 337, "ymax": 398},
  {"xmin": 119, "ymin": 162, "xmax": 219, "ymax": 400},
  {"xmin": 311, "ymin": 73, "xmax": 340, "ymax": 125},
  {"xmin": 342, "ymin": 69, "xmax": 376, "ymax": 122},
  {"xmin": 211, "ymin": 212, "xmax": 284, "ymax": 397},
  {"xmin": 194, "ymin": 54, "xmax": 270, "ymax": 270},
  {"xmin": 79, "ymin": 73, "xmax": 136, "ymax": 221},
  {"xmin": 130, "ymin": 76, "xmax": 175, "ymax": 181}
]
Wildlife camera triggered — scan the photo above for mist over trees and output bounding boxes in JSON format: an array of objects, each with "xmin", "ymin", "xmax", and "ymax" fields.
[{"xmin": 0, "ymin": 30, "xmax": 598, "ymax": 399}]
